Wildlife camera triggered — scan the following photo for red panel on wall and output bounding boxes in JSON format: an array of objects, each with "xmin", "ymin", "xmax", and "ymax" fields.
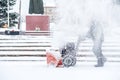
[{"xmin": 26, "ymin": 15, "xmax": 50, "ymax": 31}]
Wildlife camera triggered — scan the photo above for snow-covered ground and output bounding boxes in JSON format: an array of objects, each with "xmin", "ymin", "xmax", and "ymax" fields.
[{"xmin": 0, "ymin": 61, "xmax": 120, "ymax": 80}]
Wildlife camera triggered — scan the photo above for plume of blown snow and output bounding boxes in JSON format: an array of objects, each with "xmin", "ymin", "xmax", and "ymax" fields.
[{"xmin": 51, "ymin": 0, "xmax": 120, "ymax": 48}]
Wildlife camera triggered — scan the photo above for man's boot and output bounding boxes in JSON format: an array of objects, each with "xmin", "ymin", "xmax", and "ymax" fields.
[{"xmin": 95, "ymin": 57, "xmax": 106, "ymax": 67}]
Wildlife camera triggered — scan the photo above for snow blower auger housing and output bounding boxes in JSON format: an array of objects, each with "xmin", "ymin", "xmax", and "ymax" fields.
[{"xmin": 46, "ymin": 42, "xmax": 77, "ymax": 68}]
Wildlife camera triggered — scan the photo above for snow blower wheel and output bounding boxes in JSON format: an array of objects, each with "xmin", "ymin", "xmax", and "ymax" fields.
[{"xmin": 62, "ymin": 55, "xmax": 76, "ymax": 67}]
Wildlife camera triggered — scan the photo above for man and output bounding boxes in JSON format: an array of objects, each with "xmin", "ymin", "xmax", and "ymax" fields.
[{"xmin": 29, "ymin": 0, "xmax": 44, "ymax": 14}]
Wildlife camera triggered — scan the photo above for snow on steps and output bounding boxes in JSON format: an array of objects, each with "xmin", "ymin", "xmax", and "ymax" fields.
[{"xmin": 0, "ymin": 35, "xmax": 120, "ymax": 62}]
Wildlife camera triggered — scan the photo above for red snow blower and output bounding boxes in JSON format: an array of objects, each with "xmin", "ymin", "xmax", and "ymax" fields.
[{"xmin": 46, "ymin": 42, "xmax": 77, "ymax": 67}]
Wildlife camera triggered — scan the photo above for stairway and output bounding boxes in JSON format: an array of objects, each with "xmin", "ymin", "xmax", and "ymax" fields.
[
  {"xmin": 0, "ymin": 35, "xmax": 51, "ymax": 61},
  {"xmin": 0, "ymin": 35, "xmax": 120, "ymax": 62}
]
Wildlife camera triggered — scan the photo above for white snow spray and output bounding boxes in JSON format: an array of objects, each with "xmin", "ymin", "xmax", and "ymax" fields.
[{"xmin": 51, "ymin": 0, "xmax": 120, "ymax": 48}]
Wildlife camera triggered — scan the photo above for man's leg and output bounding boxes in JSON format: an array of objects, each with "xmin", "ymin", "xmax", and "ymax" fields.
[{"xmin": 92, "ymin": 39, "xmax": 106, "ymax": 67}]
